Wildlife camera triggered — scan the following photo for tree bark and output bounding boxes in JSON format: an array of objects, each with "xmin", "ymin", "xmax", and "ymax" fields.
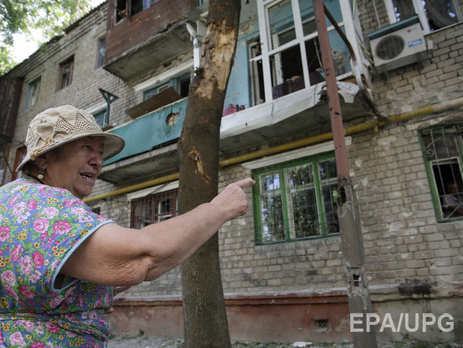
[{"xmin": 178, "ymin": 1, "xmax": 241, "ymax": 347}]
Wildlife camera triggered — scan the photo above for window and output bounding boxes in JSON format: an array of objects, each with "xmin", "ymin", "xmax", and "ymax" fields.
[
  {"xmin": 143, "ymin": 73, "xmax": 190, "ymax": 100},
  {"xmin": 131, "ymin": 189, "xmax": 178, "ymax": 228},
  {"xmin": 253, "ymin": 154, "xmax": 339, "ymax": 244},
  {"xmin": 59, "ymin": 56, "xmax": 74, "ymax": 90},
  {"xmin": 252, "ymin": 0, "xmax": 350, "ymax": 105},
  {"xmin": 386, "ymin": 0, "xmax": 459, "ymax": 32},
  {"xmin": 116, "ymin": 0, "xmax": 159, "ymax": 21},
  {"xmin": 24, "ymin": 77, "xmax": 40, "ymax": 109},
  {"xmin": 96, "ymin": 37, "xmax": 106, "ymax": 68},
  {"xmin": 420, "ymin": 125, "xmax": 463, "ymax": 220},
  {"xmin": 93, "ymin": 109, "xmax": 108, "ymax": 128},
  {"xmin": 144, "ymin": 83, "xmax": 170, "ymax": 100},
  {"xmin": 12, "ymin": 147, "xmax": 27, "ymax": 180}
]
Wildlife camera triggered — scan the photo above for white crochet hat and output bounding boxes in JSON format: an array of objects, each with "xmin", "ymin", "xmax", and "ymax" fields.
[{"xmin": 16, "ymin": 105, "xmax": 125, "ymax": 172}]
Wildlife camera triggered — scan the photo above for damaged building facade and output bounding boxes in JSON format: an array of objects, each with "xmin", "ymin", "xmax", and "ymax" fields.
[{"xmin": 1, "ymin": 0, "xmax": 462, "ymax": 344}]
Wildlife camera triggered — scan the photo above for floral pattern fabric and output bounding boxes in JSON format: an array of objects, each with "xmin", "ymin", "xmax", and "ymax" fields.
[{"xmin": 0, "ymin": 176, "xmax": 114, "ymax": 347}]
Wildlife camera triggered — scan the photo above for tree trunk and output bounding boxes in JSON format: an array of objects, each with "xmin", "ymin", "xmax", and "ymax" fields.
[{"xmin": 177, "ymin": 1, "xmax": 241, "ymax": 347}]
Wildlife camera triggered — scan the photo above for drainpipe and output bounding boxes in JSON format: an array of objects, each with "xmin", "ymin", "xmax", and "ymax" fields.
[
  {"xmin": 186, "ymin": 22, "xmax": 201, "ymax": 73},
  {"xmin": 313, "ymin": 0, "xmax": 377, "ymax": 347}
]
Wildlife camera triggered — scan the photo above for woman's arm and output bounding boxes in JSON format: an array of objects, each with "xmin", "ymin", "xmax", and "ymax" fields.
[{"xmin": 59, "ymin": 178, "xmax": 254, "ymax": 286}]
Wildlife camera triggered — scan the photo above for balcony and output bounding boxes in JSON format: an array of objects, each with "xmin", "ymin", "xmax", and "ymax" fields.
[
  {"xmin": 103, "ymin": 0, "xmax": 204, "ymax": 80},
  {"xmin": 99, "ymin": 80, "xmax": 374, "ymax": 184}
]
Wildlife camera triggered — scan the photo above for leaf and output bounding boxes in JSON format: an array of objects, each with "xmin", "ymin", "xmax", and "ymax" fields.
[{"xmin": 0, "ymin": 0, "xmax": 92, "ymax": 74}]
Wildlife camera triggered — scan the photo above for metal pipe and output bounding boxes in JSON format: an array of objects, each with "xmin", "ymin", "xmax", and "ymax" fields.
[
  {"xmin": 84, "ymin": 173, "xmax": 179, "ymax": 203},
  {"xmin": 314, "ymin": 0, "xmax": 377, "ymax": 346},
  {"xmin": 84, "ymin": 97, "xmax": 463, "ymax": 203}
]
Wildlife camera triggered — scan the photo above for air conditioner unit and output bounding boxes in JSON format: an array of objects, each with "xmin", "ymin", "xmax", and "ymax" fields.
[{"xmin": 368, "ymin": 16, "xmax": 430, "ymax": 73}]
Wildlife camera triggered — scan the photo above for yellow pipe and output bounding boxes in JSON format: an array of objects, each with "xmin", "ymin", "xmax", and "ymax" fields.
[
  {"xmin": 84, "ymin": 173, "xmax": 179, "ymax": 203},
  {"xmin": 84, "ymin": 97, "xmax": 463, "ymax": 203}
]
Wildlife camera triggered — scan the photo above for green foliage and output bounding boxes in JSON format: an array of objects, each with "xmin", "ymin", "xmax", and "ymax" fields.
[{"xmin": 0, "ymin": 0, "xmax": 93, "ymax": 74}]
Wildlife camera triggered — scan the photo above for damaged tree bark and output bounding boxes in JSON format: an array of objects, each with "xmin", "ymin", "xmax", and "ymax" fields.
[
  {"xmin": 313, "ymin": 0, "xmax": 378, "ymax": 347},
  {"xmin": 177, "ymin": 1, "xmax": 241, "ymax": 347}
]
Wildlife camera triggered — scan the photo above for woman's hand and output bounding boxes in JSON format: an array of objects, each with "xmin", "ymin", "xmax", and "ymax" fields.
[{"xmin": 210, "ymin": 178, "xmax": 255, "ymax": 221}]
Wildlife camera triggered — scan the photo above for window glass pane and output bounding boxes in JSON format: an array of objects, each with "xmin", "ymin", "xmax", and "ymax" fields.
[
  {"xmin": 329, "ymin": 28, "xmax": 350, "ymax": 76},
  {"xmin": 25, "ymin": 78, "xmax": 40, "ymax": 109},
  {"xmin": 318, "ymin": 158, "xmax": 337, "ymax": 180},
  {"xmin": 322, "ymin": 182, "xmax": 339, "ymax": 233},
  {"xmin": 286, "ymin": 164, "xmax": 314, "ymax": 186},
  {"xmin": 260, "ymin": 173, "xmax": 285, "ymax": 242},
  {"xmin": 261, "ymin": 191, "xmax": 285, "ymax": 242},
  {"xmin": 299, "ymin": 0, "xmax": 315, "ymax": 36},
  {"xmin": 261, "ymin": 173, "xmax": 280, "ymax": 191},
  {"xmin": 286, "ymin": 164, "xmax": 319, "ymax": 237},
  {"xmin": 270, "ymin": 45, "xmax": 305, "ymax": 99},
  {"xmin": 392, "ymin": 0, "xmax": 416, "ymax": 21},
  {"xmin": 289, "ymin": 186, "xmax": 319, "ymax": 237},
  {"xmin": 324, "ymin": 0, "xmax": 343, "ymax": 23},
  {"xmin": 422, "ymin": 128, "xmax": 459, "ymax": 160},
  {"xmin": 268, "ymin": 0, "xmax": 296, "ymax": 50},
  {"xmin": 93, "ymin": 110, "xmax": 108, "ymax": 128},
  {"xmin": 422, "ymin": 0, "xmax": 458, "ymax": 30},
  {"xmin": 250, "ymin": 41, "xmax": 265, "ymax": 105},
  {"xmin": 131, "ymin": 190, "xmax": 178, "ymax": 227},
  {"xmin": 97, "ymin": 37, "xmax": 106, "ymax": 67},
  {"xmin": 157, "ymin": 197, "xmax": 173, "ymax": 221},
  {"xmin": 61, "ymin": 65, "xmax": 71, "ymax": 88},
  {"xmin": 319, "ymin": 158, "xmax": 338, "ymax": 233},
  {"xmin": 434, "ymin": 159, "xmax": 463, "ymax": 218}
]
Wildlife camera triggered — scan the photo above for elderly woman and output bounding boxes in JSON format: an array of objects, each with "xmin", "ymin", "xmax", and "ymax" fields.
[{"xmin": 0, "ymin": 105, "xmax": 254, "ymax": 347}]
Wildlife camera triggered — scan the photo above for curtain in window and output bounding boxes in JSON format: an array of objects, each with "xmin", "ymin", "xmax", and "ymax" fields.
[{"xmin": 423, "ymin": 0, "xmax": 457, "ymax": 30}]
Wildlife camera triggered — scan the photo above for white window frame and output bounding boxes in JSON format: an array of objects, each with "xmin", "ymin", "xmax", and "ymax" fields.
[
  {"xmin": 384, "ymin": 0, "xmax": 461, "ymax": 33},
  {"xmin": 255, "ymin": 0, "xmax": 359, "ymax": 105}
]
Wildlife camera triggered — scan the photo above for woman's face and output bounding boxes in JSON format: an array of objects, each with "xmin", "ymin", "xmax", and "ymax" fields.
[{"xmin": 40, "ymin": 137, "xmax": 105, "ymax": 199}]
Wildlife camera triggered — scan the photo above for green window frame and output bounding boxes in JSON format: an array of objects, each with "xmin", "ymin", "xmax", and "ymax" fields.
[
  {"xmin": 419, "ymin": 125, "xmax": 463, "ymax": 221},
  {"xmin": 93, "ymin": 109, "xmax": 108, "ymax": 128},
  {"xmin": 252, "ymin": 153, "xmax": 339, "ymax": 245}
]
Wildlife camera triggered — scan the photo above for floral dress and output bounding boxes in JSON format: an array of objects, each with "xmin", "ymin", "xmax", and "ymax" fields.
[{"xmin": 0, "ymin": 176, "xmax": 115, "ymax": 347}]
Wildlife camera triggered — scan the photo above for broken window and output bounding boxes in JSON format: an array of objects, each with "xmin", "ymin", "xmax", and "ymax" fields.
[
  {"xmin": 251, "ymin": 0, "xmax": 350, "ymax": 106},
  {"xmin": 143, "ymin": 73, "xmax": 190, "ymax": 100},
  {"xmin": 130, "ymin": 189, "xmax": 178, "ymax": 228},
  {"xmin": 58, "ymin": 56, "xmax": 74, "ymax": 90},
  {"xmin": 93, "ymin": 109, "xmax": 109, "ymax": 128},
  {"xmin": 24, "ymin": 77, "xmax": 40, "ymax": 110},
  {"xmin": 116, "ymin": 0, "xmax": 159, "ymax": 21},
  {"xmin": 253, "ymin": 154, "xmax": 339, "ymax": 245},
  {"xmin": 96, "ymin": 37, "xmax": 106, "ymax": 68},
  {"xmin": 387, "ymin": 0, "xmax": 459, "ymax": 32},
  {"xmin": 420, "ymin": 125, "xmax": 463, "ymax": 220}
]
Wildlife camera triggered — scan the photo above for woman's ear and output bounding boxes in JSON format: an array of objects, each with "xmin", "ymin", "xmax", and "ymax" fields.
[{"xmin": 34, "ymin": 154, "xmax": 48, "ymax": 169}]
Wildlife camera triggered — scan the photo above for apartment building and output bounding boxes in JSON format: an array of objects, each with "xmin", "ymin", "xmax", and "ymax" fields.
[{"xmin": 1, "ymin": 0, "xmax": 462, "ymax": 344}]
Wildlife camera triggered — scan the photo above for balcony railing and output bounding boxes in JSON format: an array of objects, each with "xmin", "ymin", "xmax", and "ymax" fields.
[{"xmin": 105, "ymin": 98, "xmax": 188, "ymax": 165}]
